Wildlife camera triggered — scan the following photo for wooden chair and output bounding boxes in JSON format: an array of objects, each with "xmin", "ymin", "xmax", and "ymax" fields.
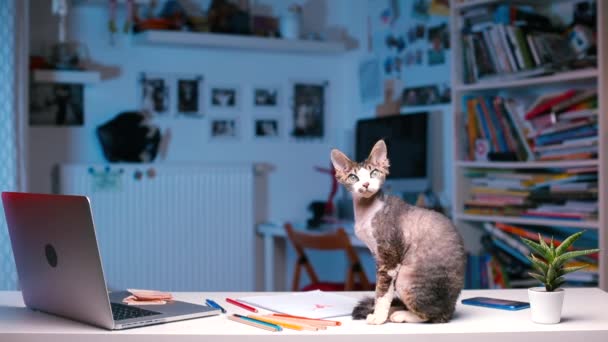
[{"xmin": 283, "ymin": 223, "xmax": 372, "ymax": 291}]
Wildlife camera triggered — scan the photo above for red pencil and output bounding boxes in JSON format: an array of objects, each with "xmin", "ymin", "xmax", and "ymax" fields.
[{"xmin": 225, "ymin": 298, "xmax": 258, "ymax": 313}]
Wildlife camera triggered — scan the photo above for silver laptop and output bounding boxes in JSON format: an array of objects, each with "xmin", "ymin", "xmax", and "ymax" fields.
[{"xmin": 1, "ymin": 192, "xmax": 220, "ymax": 330}]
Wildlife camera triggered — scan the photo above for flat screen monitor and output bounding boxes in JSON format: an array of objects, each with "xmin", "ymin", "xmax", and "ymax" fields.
[{"xmin": 355, "ymin": 113, "xmax": 430, "ymax": 194}]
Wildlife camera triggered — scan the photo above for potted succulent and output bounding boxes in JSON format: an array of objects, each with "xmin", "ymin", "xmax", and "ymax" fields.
[{"xmin": 521, "ymin": 231, "xmax": 599, "ymax": 324}]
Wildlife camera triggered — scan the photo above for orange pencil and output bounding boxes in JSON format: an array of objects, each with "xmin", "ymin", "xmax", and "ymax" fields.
[
  {"xmin": 247, "ymin": 314, "xmax": 319, "ymax": 331},
  {"xmin": 262, "ymin": 315, "xmax": 328, "ymax": 329},
  {"xmin": 271, "ymin": 313, "xmax": 342, "ymax": 326}
]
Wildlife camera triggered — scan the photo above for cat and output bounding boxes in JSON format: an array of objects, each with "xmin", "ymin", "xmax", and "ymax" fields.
[{"xmin": 330, "ymin": 139, "xmax": 466, "ymax": 324}]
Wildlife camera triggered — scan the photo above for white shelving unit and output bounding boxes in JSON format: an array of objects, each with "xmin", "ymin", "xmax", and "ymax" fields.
[
  {"xmin": 32, "ymin": 69, "xmax": 101, "ymax": 84},
  {"xmin": 132, "ymin": 30, "xmax": 347, "ymax": 54},
  {"xmin": 450, "ymin": 0, "xmax": 608, "ymax": 290}
]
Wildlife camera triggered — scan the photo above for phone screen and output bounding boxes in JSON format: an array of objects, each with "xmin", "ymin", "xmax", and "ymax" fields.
[{"xmin": 461, "ymin": 297, "xmax": 530, "ymax": 310}]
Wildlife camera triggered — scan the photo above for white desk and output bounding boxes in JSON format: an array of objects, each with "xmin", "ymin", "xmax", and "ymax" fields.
[
  {"xmin": 2, "ymin": 289, "xmax": 608, "ymax": 341},
  {"xmin": 257, "ymin": 222, "xmax": 365, "ymax": 291}
]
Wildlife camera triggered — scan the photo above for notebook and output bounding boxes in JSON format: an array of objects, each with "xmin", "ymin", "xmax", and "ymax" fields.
[{"xmin": 238, "ymin": 290, "xmax": 359, "ymax": 319}]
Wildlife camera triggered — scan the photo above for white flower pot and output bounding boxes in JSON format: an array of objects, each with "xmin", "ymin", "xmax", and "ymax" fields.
[{"xmin": 528, "ymin": 287, "xmax": 565, "ymax": 324}]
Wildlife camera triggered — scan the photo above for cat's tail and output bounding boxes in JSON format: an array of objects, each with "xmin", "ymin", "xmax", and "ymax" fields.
[{"xmin": 351, "ymin": 297, "xmax": 406, "ymax": 320}]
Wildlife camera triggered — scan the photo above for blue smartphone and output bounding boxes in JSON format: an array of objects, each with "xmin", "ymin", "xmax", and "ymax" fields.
[{"xmin": 461, "ymin": 297, "xmax": 530, "ymax": 311}]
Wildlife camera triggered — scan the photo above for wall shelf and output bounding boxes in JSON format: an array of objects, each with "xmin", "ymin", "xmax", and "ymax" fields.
[
  {"xmin": 32, "ymin": 70, "xmax": 101, "ymax": 84},
  {"xmin": 132, "ymin": 30, "xmax": 347, "ymax": 54}
]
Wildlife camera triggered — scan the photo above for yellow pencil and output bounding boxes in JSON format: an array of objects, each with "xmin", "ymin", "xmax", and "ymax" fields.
[
  {"xmin": 263, "ymin": 315, "xmax": 328, "ymax": 329},
  {"xmin": 270, "ymin": 313, "xmax": 342, "ymax": 326},
  {"xmin": 247, "ymin": 314, "xmax": 319, "ymax": 331},
  {"xmin": 227, "ymin": 314, "xmax": 282, "ymax": 332}
]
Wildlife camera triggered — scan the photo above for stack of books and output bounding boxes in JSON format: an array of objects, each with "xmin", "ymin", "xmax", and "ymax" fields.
[
  {"xmin": 525, "ymin": 89, "xmax": 598, "ymax": 161},
  {"xmin": 463, "ymin": 95, "xmax": 533, "ymax": 161},
  {"xmin": 460, "ymin": 4, "xmax": 582, "ymax": 84},
  {"xmin": 463, "ymin": 168, "xmax": 598, "ymax": 221},
  {"xmin": 477, "ymin": 222, "xmax": 599, "ymax": 288},
  {"xmin": 464, "ymin": 89, "xmax": 598, "ymax": 162}
]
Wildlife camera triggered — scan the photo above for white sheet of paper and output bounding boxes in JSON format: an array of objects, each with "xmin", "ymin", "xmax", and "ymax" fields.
[{"xmin": 238, "ymin": 290, "xmax": 360, "ymax": 319}]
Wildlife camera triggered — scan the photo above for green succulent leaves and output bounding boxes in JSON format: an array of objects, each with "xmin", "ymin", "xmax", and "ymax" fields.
[{"xmin": 520, "ymin": 231, "xmax": 599, "ymax": 292}]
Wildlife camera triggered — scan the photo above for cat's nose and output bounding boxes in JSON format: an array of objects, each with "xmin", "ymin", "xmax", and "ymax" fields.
[{"xmin": 362, "ymin": 182, "xmax": 369, "ymax": 188}]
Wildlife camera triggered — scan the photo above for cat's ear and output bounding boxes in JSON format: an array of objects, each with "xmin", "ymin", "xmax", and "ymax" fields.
[
  {"xmin": 369, "ymin": 140, "xmax": 388, "ymax": 163},
  {"xmin": 368, "ymin": 140, "xmax": 390, "ymax": 172},
  {"xmin": 331, "ymin": 149, "xmax": 353, "ymax": 173}
]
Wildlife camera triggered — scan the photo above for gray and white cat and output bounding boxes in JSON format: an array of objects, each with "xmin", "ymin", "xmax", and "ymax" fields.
[{"xmin": 330, "ymin": 139, "xmax": 465, "ymax": 324}]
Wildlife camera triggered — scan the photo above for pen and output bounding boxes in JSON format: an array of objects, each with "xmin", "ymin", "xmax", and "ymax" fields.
[
  {"xmin": 225, "ymin": 297, "xmax": 258, "ymax": 313},
  {"xmin": 205, "ymin": 299, "xmax": 226, "ymax": 313},
  {"xmin": 228, "ymin": 314, "xmax": 282, "ymax": 332}
]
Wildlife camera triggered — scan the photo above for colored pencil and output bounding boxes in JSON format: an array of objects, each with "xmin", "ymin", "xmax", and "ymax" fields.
[
  {"xmin": 247, "ymin": 314, "xmax": 319, "ymax": 331},
  {"xmin": 270, "ymin": 313, "xmax": 342, "ymax": 326},
  {"xmin": 225, "ymin": 297, "xmax": 258, "ymax": 313},
  {"xmin": 259, "ymin": 315, "xmax": 327, "ymax": 329},
  {"xmin": 228, "ymin": 314, "xmax": 282, "ymax": 332}
]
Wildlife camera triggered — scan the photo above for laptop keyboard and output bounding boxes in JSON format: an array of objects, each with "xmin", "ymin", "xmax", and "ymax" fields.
[{"xmin": 111, "ymin": 302, "xmax": 161, "ymax": 321}]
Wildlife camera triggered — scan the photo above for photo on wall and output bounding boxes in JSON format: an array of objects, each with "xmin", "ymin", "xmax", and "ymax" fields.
[
  {"xmin": 254, "ymin": 118, "xmax": 280, "ymax": 139},
  {"xmin": 177, "ymin": 75, "xmax": 204, "ymax": 117},
  {"xmin": 253, "ymin": 86, "xmax": 280, "ymax": 109},
  {"xmin": 140, "ymin": 73, "xmax": 172, "ymax": 117},
  {"xmin": 30, "ymin": 83, "xmax": 84, "ymax": 126},
  {"xmin": 209, "ymin": 85, "xmax": 240, "ymax": 110},
  {"xmin": 210, "ymin": 118, "xmax": 239, "ymax": 140},
  {"xmin": 291, "ymin": 82, "xmax": 326, "ymax": 138}
]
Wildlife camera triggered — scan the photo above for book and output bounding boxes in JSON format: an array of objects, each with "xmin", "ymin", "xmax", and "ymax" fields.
[
  {"xmin": 237, "ymin": 290, "xmax": 359, "ymax": 319},
  {"xmin": 525, "ymin": 89, "xmax": 579, "ymax": 120}
]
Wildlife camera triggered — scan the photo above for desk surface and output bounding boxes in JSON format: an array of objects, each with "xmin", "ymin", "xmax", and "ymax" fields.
[{"xmin": 1, "ymin": 289, "xmax": 608, "ymax": 341}]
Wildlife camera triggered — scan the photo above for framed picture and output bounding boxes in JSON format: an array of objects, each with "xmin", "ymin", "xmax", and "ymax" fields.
[
  {"xmin": 30, "ymin": 83, "xmax": 84, "ymax": 126},
  {"xmin": 176, "ymin": 75, "xmax": 204, "ymax": 117},
  {"xmin": 253, "ymin": 86, "xmax": 280, "ymax": 109},
  {"xmin": 209, "ymin": 85, "xmax": 240, "ymax": 111},
  {"xmin": 210, "ymin": 118, "xmax": 240, "ymax": 140},
  {"xmin": 254, "ymin": 118, "xmax": 281, "ymax": 139},
  {"xmin": 140, "ymin": 73, "xmax": 172, "ymax": 116},
  {"xmin": 291, "ymin": 81, "xmax": 327, "ymax": 138}
]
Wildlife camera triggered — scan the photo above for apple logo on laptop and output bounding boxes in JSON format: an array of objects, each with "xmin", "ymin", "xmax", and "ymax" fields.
[{"xmin": 45, "ymin": 244, "xmax": 58, "ymax": 268}]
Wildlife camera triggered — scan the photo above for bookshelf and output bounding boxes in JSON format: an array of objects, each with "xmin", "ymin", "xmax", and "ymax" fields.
[{"xmin": 450, "ymin": 0, "xmax": 607, "ymax": 290}]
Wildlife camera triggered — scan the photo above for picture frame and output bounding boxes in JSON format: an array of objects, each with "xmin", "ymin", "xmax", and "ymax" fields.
[
  {"xmin": 208, "ymin": 85, "xmax": 241, "ymax": 111},
  {"xmin": 253, "ymin": 117, "xmax": 281, "ymax": 139},
  {"xmin": 209, "ymin": 117, "xmax": 240, "ymax": 141},
  {"xmin": 176, "ymin": 74, "xmax": 204, "ymax": 117},
  {"xmin": 253, "ymin": 85, "xmax": 281, "ymax": 110},
  {"xmin": 29, "ymin": 83, "xmax": 84, "ymax": 126},
  {"xmin": 140, "ymin": 72, "xmax": 173, "ymax": 117},
  {"xmin": 290, "ymin": 80, "xmax": 328, "ymax": 139}
]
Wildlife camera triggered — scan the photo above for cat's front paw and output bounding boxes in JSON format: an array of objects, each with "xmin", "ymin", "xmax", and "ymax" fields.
[{"xmin": 366, "ymin": 313, "xmax": 387, "ymax": 325}]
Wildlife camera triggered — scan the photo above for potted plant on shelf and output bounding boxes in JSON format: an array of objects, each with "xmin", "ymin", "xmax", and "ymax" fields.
[{"xmin": 521, "ymin": 231, "xmax": 599, "ymax": 324}]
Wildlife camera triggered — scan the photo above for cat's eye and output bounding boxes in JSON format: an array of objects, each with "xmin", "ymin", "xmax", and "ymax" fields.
[
  {"xmin": 348, "ymin": 174, "xmax": 359, "ymax": 182},
  {"xmin": 370, "ymin": 169, "xmax": 380, "ymax": 178}
]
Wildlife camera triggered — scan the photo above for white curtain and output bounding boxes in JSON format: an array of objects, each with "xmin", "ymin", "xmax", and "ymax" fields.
[{"xmin": 0, "ymin": 0, "xmax": 27, "ymax": 291}]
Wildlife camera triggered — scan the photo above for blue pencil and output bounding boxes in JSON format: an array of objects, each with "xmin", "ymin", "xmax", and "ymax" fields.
[{"xmin": 206, "ymin": 298, "xmax": 227, "ymax": 313}]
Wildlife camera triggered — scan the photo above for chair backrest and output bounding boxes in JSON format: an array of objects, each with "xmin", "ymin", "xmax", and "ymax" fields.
[{"xmin": 283, "ymin": 223, "xmax": 371, "ymax": 291}]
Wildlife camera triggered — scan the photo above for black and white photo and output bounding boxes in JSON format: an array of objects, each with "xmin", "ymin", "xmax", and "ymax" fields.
[
  {"xmin": 253, "ymin": 86, "xmax": 280, "ymax": 108},
  {"xmin": 210, "ymin": 118, "xmax": 239, "ymax": 140},
  {"xmin": 292, "ymin": 82, "xmax": 326, "ymax": 138},
  {"xmin": 140, "ymin": 73, "xmax": 170, "ymax": 116},
  {"xmin": 30, "ymin": 83, "xmax": 84, "ymax": 126},
  {"xmin": 254, "ymin": 118, "xmax": 280, "ymax": 138},
  {"xmin": 177, "ymin": 76, "xmax": 204, "ymax": 117},
  {"xmin": 209, "ymin": 86, "xmax": 240, "ymax": 110}
]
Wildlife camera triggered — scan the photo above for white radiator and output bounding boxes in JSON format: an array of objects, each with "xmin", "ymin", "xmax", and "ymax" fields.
[{"xmin": 57, "ymin": 163, "xmax": 266, "ymax": 292}]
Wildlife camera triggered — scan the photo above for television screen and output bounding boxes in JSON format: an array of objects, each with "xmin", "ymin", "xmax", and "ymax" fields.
[{"xmin": 355, "ymin": 113, "xmax": 427, "ymax": 179}]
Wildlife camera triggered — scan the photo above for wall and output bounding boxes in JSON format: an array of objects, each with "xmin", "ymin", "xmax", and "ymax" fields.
[{"xmin": 28, "ymin": 0, "xmax": 355, "ymax": 223}]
